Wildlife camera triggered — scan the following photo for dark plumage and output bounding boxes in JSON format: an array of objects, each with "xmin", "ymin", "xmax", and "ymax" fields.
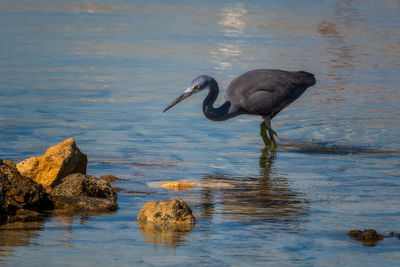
[{"xmin": 163, "ymin": 69, "xmax": 316, "ymax": 147}]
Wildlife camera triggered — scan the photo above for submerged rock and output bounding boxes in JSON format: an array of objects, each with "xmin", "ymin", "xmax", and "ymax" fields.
[
  {"xmin": 99, "ymin": 175, "xmax": 121, "ymax": 183},
  {"xmin": 49, "ymin": 173, "xmax": 118, "ymax": 212},
  {"xmin": 161, "ymin": 181, "xmax": 195, "ymax": 191},
  {"xmin": 12, "ymin": 209, "xmax": 42, "ymax": 222},
  {"xmin": 0, "ymin": 159, "xmax": 52, "ymax": 223},
  {"xmin": 389, "ymin": 231, "xmax": 400, "ymax": 239},
  {"xmin": 348, "ymin": 229, "xmax": 384, "ymax": 246},
  {"xmin": 137, "ymin": 199, "xmax": 195, "ymax": 226},
  {"xmin": 17, "ymin": 138, "xmax": 87, "ymax": 189},
  {"xmin": 148, "ymin": 180, "xmax": 233, "ymax": 190}
]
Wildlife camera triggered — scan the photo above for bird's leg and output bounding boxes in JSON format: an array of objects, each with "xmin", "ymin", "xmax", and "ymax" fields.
[
  {"xmin": 260, "ymin": 121, "xmax": 271, "ymax": 147},
  {"xmin": 262, "ymin": 117, "xmax": 277, "ymax": 147}
]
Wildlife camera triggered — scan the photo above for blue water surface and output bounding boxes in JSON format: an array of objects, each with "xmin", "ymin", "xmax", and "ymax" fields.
[{"xmin": 1, "ymin": 0, "xmax": 400, "ymax": 266}]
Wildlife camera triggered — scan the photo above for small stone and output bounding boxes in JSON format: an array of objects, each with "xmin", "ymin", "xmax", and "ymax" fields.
[
  {"xmin": 11, "ymin": 209, "xmax": 41, "ymax": 222},
  {"xmin": 49, "ymin": 173, "xmax": 118, "ymax": 212},
  {"xmin": 99, "ymin": 175, "xmax": 121, "ymax": 183},
  {"xmin": 348, "ymin": 229, "xmax": 384, "ymax": 246},
  {"xmin": 161, "ymin": 181, "xmax": 195, "ymax": 191},
  {"xmin": 17, "ymin": 138, "xmax": 87, "ymax": 189},
  {"xmin": 389, "ymin": 231, "xmax": 400, "ymax": 239},
  {"xmin": 137, "ymin": 199, "xmax": 195, "ymax": 226}
]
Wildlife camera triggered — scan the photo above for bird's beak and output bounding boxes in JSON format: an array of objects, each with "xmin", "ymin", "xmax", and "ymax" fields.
[{"xmin": 162, "ymin": 88, "xmax": 194, "ymax": 113}]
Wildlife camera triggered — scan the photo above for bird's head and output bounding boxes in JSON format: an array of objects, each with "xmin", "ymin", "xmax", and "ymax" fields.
[{"xmin": 162, "ymin": 75, "xmax": 212, "ymax": 113}]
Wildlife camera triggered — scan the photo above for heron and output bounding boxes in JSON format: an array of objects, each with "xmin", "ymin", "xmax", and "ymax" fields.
[{"xmin": 162, "ymin": 69, "xmax": 316, "ymax": 147}]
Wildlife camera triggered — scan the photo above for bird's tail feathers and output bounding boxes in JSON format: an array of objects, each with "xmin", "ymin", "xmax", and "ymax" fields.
[{"xmin": 296, "ymin": 71, "xmax": 316, "ymax": 87}]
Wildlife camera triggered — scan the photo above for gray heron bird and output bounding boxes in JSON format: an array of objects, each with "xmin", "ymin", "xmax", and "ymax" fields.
[{"xmin": 162, "ymin": 69, "xmax": 316, "ymax": 147}]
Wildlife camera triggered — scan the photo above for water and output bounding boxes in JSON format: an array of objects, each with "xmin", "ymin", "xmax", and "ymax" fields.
[{"xmin": 1, "ymin": 0, "xmax": 400, "ymax": 265}]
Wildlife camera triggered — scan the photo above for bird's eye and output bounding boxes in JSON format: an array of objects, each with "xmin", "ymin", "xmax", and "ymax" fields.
[{"xmin": 195, "ymin": 85, "xmax": 201, "ymax": 89}]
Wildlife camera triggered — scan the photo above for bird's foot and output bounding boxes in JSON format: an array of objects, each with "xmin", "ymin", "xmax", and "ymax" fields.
[
  {"xmin": 267, "ymin": 127, "xmax": 277, "ymax": 147},
  {"xmin": 260, "ymin": 121, "xmax": 278, "ymax": 148}
]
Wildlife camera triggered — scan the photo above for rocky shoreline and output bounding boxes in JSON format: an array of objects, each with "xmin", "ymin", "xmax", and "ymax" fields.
[
  {"xmin": 0, "ymin": 138, "xmax": 118, "ymax": 224},
  {"xmin": 1, "ymin": 138, "xmax": 195, "ymax": 234}
]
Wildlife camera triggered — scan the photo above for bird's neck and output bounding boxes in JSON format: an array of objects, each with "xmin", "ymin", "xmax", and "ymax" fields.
[{"xmin": 202, "ymin": 79, "xmax": 233, "ymax": 121}]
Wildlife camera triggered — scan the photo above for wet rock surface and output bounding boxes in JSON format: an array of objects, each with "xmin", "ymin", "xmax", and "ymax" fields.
[
  {"xmin": 17, "ymin": 138, "xmax": 87, "ymax": 189},
  {"xmin": 49, "ymin": 173, "xmax": 118, "ymax": 212},
  {"xmin": 137, "ymin": 199, "xmax": 195, "ymax": 226},
  {"xmin": 0, "ymin": 159, "xmax": 52, "ymax": 223},
  {"xmin": 348, "ymin": 229, "xmax": 384, "ymax": 246}
]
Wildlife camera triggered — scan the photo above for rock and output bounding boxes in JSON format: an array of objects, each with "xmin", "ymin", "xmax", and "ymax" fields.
[
  {"xmin": 137, "ymin": 199, "xmax": 195, "ymax": 245},
  {"xmin": 99, "ymin": 175, "xmax": 121, "ymax": 183},
  {"xmin": 389, "ymin": 231, "xmax": 400, "ymax": 239},
  {"xmin": 17, "ymin": 138, "xmax": 87, "ymax": 189},
  {"xmin": 161, "ymin": 181, "xmax": 195, "ymax": 191},
  {"xmin": 0, "ymin": 159, "xmax": 52, "ymax": 224},
  {"xmin": 147, "ymin": 180, "xmax": 233, "ymax": 190},
  {"xmin": 137, "ymin": 199, "xmax": 195, "ymax": 226},
  {"xmin": 10, "ymin": 209, "xmax": 42, "ymax": 222},
  {"xmin": 348, "ymin": 229, "xmax": 384, "ymax": 246},
  {"xmin": 49, "ymin": 173, "xmax": 118, "ymax": 212}
]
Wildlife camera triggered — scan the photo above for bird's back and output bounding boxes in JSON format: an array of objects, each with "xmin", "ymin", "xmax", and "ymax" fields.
[{"xmin": 225, "ymin": 69, "xmax": 315, "ymax": 118}]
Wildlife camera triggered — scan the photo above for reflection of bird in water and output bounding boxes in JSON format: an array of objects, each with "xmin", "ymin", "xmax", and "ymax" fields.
[
  {"xmin": 199, "ymin": 148, "xmax": 308, "ymax": 223},
  {"xmin": 163, "ymin": 69, "xmax": 316, "ymax": 147},
  {"xmin": 259, "ymin": 147, "xmax": 276, "ymax": 170}
]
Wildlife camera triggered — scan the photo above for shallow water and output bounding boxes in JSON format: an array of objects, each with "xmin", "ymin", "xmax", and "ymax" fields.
[{"xmin": 1, "ymin": 0, "xmax": 400, "ymax": 265}]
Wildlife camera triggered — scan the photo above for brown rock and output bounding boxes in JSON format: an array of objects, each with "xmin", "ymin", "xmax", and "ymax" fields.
[
  {"xmin": 10, "ymin": 209, "xmax": 42, "ymax": 222},
  {"xmin": 17, "ymin": 138, "xmax": 87, "ymax": 189},
  {"xmin": 49, "ymin": 173, "xmax": 118, "ymax": 212},
  {"xmin": 137, "ymin": 199, "xmax": 195, "ymax": 226},
  {"xmin": 0, "ymin": 159, "xmax": 52, "ymax": 223},
  {"xmin": 348, "ymin": 229, "xmax": 384, "ymax": 246},
  {"xmin": 99, "ymin": 175, "xmax": 121, "ymax": 183}
]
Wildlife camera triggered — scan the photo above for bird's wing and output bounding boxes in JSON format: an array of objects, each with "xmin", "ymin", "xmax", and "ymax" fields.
[{"xmin": 225, "ymin": 69, "xmax": 314, "ymax": 117}]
